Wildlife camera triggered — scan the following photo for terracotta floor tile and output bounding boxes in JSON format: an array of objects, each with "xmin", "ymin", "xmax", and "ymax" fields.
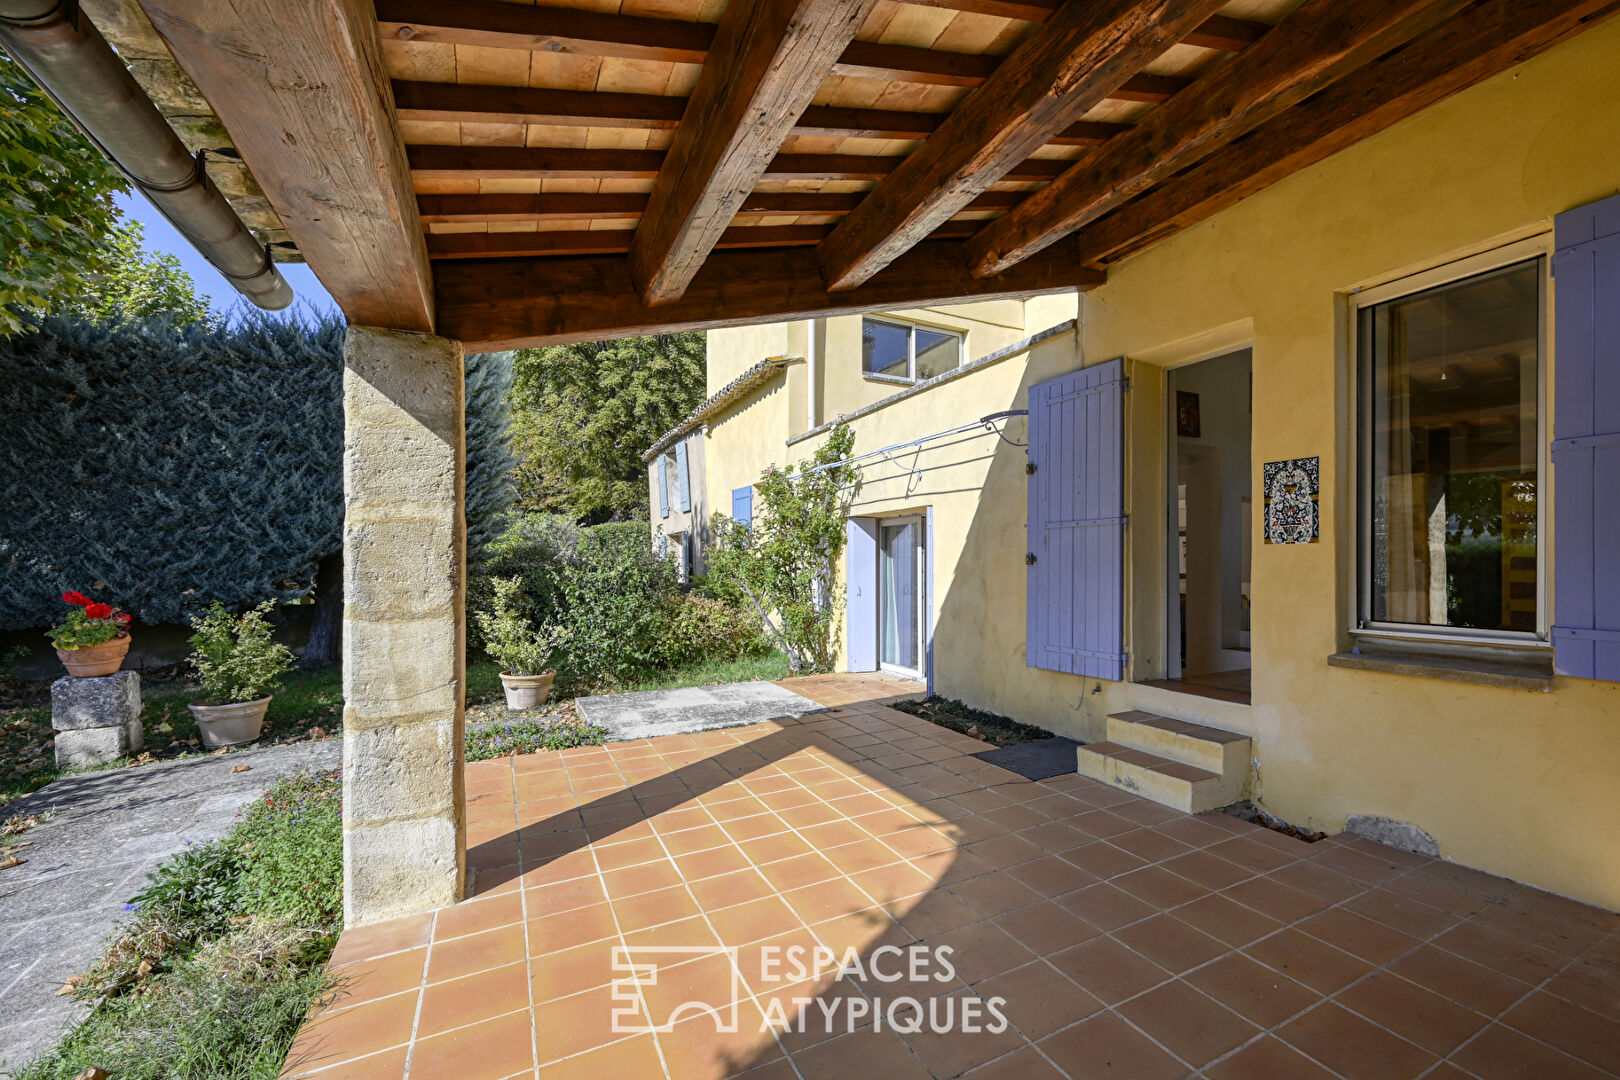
[
  {"xmin": 897, "ymin": 890, "xmax": 983, "ymax": 940},
  {"xmin": 1117, "ymin": 978, "xmax": 1260, "ymax": 1067},
  {"xmin": 808, "ymin": 907, "xmax": 906, "ymax": 959},
  {"xmin": 897, "ymin": 993, "xmax": 1027, "ymax": 1077},
  {"xmin": 1108, "ymin": 827, "xmax": 1194, "ymax": 865},
  {"xmin": 522, "ymin": 848, "xmax": 601, "ymax": 890},
  {"xmin": 1544, "ymin": 951, "xmax": 1620, "ymax": 1021},
  {"xmin": 1071, "ymin": 809, "xmax": 1141, "ymax": 840},
  {"xmin": 758, "ymin": 853, "xmax": 841, "ymax": 893},
  {"xmin": 790, "ymin": 1028, "xmax": 934, "ymax": 1080},
  {"xmin": 408, "ymin": 1008, "xmax": 534, "ymax": 1080},
  {"xmin": 426, "ymin": 922, "xmax": 528, "ymax": 984},
  {"xmin": 1004, "ymin": 854, "xmax": 1096, "ymax": 896},
  {"xmin": 1450, "ymin": 1021, "xmax": 1610, "ymax": 1080},
  {"xmin": 601, "ymin": 858, "xmax": 684, "ymax": 898},
  {"xmin": 593, "ymin": 836, "xmax": 669, "ymax": 872},
  {"xmin": 1336, "ymin": 970, "xmax": 1490, "ymax": 1056},
  {"xmin": 740, "ymin": 831, "xmax": 818, "ymax": 866},
  {"xmin": 284, "ymin": 991, "xmax": 418, "ymax": 1073},
  {"xmin": 1268, "ymin": 859, "xmax": 1368, "ymax": 904},
  {"xmin": 326, "ymin": 947, "xmax": 425, "ymax": 1009},
  {"xmin": 327, "ymin": 911, "xmax": 434, "ymax": 967},
  {"xmin": 1112, "ymin": 864, "xmax": 1207, "ymax": 911},
  {"xmin": 1057, "ymin": 881, "xmax": 1157, "ymax": 931},
  {"xmin": 963, "ymin": 834, "xmax": 1045, "ymax": 870},
  {"xmin": 950, "ymin": 871, "xmax": 1043, "ymax": 918},
  {"xmin": 709, "ymin": 896, "xmax": 805, "ymax": 947},
  {"xmin": 1202, "ymin": 1035, "xmax": 1337, "ymax": 1079},
  {"xmin": 1501, "ymin": 991, "xmax": 1620, "ymax": 1074},
  {"xmin": 434, "ymin": 892, "xmax": 527, "ymax": 943},
  {"xmin": 825, "ymin": 840, "xmax": 908, "ymax": 875},
  {"xmin": 1048, "ymin": 935, "xmax": 1170, "ymax": 1005},
  {"xmin": 525, "ymin": 873, "xmax": 609, "ymax": 914},
  {"xmin": 656, "ymin": 1004, "xmax": 782, "ymax": 1080},
  {"xmin": 957, "ymin": 1046, "xmax": 1065, "ymax": 1079},
  {"xmin": 529, "ymin": 938, "xmax": 619, "ymax": 1003},
  {"xmin": 638, "ymin": 953, "xmax": 750, "ymax": 1032},
  {"xmin": 1222, "ymin": 876, "xmax": 1331, "ymax": 923},
  {"xmin": 782, "ymin": 878, "xmax": 878, "ymax": 925},
  {"xmin": 528, "ymin": 902, "xmax": 619, "ymax": 957},
  {"xmin": 664, "ymin": 825, "xmax": 734, "ymax": 857},
  {"xmin": 535, "ymin": 1032, "xmax": 661, "ymax": 1079},
  {"xmin": 1387, "ymin": 944, "xmax": 1534, "ymax": 1015},
  {"xmin": 1305, "ymin": 843, "xmax": 1411, "ymax": 885},
  {"xmin": 689, "ymin": 868, "xmax": 778, "ymax": 913},
  {"xmin": 1341, "ymin": 886, "xmax": 1462, "ymax": 941},
  {"xmin": 1172, "ymin": 893, "xmax": 1284, "ymax": 948},
  {"xmin": 1246, "ymin": 929, "xmax": 1373, "ymax": 995},
  {"xmin": 1037, "ymin": 1010, "xmax": 1187, "ymax": 1080},
  {"xmin": 1276, "ymin": 1001, "xmax": 1437, "ymax": 1080},
  {"xmin": 1184, "ymin": 952, "xmax": 1319, "ymax": 1029},
  {"xmin": 923, "ymin": 920, "xmax": 1035, "ymax": 984},
  {"xmin": 1113, "ymin": 914, "xmax": 1228, "ymax": 974},
  {"xmin": 677, "ymin": 844, "xmax": 754, "ymax": 882},
  {"xmin": 1433, "ymin": 920, "xmax": 1568, "ymax": 985},
  {"xmin": 614, "ymin": 884, "xmax": 703, "ymax": 933},
  {"xmin": 991, "ymin": 900, "xmax": 1100, "ymax": 954},
  {"xmin": 532, "ymin": 985, "xmax": 647, "ymax": 1066},
  {"xmin": 622, "ymin": 914, "xmax": 721, "ymax": 952},
  {"xmin": 846, "ymin": 861, "xmax": 936, "ymax": 910},
  {"xmin": 418, "ymin": 961, "xmax": 531, "ymax": 1037},
  {"xmin": 973, "ymin": 960, "xmax": 1102, "ymax": 1038},
  {"xmin": 285, "ymin": 1044, "xmax": 411, "ymax": 1080},
  {"xmin": 1297, "ymin": 906, "xmax": 1420, "ymax": 965}
]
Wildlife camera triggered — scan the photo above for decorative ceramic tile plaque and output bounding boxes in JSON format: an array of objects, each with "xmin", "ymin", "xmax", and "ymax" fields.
[{"xmin": 1263, "ymin": 456, "xmax": 1319, "ymax": 544}]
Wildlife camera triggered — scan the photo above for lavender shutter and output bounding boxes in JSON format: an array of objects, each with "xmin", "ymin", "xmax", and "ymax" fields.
[
  {"xmin": 657, "ymin": 457, "xmax": 670, "ymax": 519},
  {"xmin": 732, "ymin": 486, "xmax": 752, "ymax": 526},
  {"xmin": 1026, "ymin": 358, "xmax": 1126, "ymax": 680},
  {"xmin": 675, "ymin": 440, "xmax": 691, "ymax": 512},
  {"xmin": 1552, "ymin": 195, "xmax": 1620, "ymax": 681},
  {"xmin": 846, "ymin": 518, "xmax": 878, "ymax": 672}
]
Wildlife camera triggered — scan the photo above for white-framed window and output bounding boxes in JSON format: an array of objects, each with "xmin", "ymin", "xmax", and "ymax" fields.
[
  {"xmin": 861, "ymin": 317, "xmax": 963, "ymax": 384},
  {"xmin": 1353, "ymin": 237, "xmax": 1547, "ymax": 641}
]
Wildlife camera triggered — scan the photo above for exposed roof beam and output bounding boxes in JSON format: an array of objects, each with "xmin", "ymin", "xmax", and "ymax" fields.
[
  {"xmin": 375, "ymin": 1, "xmax": 1214, "ymax": 97},
  {"xmin": 629, "ymin": 0, "xmax": 878, "ymax": 305},
  {"xmin": 1069, "ymin": 0, "xmax": 1620, "ymax": 268},
  {"xmin": 895, "ymin": 0, "xmax": 1270, "ymax": 49},
  {"xmin": 966, "ymin": 0, "xmax": 1469, "ymax": 277},
  {"xmin": 141, "ymin": 0, "xmax": 433, "ymax": 331},
  {"xmin": 425, "ymin": 220, "xmax": 979, "ymax": 259},
  {"xmin": 392, "ymin": 80, "xmax": 1124, "ymax": 145},
  {"xmin": 816, "ymin": 0, "xmax": 1228, "ymax": 293},
  {"xmin": 416, "ymin": 190, "xmax": 1024, "ymax": 224},
  {"xmin": 434, "ymin": 240, "xmax": 1104, "ymax": 350},
  {"xmin": 406, "ymin": 146, "xmax": 1072, "ymax": 182}
]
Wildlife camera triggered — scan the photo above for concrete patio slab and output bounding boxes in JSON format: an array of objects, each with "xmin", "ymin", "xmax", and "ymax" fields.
[
  {"xmin": 282, "ymin": 670, "xmax": 1620, "ymax": 1080},
  {"xmin": 0, "ymin": 739, "xmax": 341, "ymax": 1076},
  {"xmin": 575, "ymin": 680, "xmax": 828, "ymax": 741}
]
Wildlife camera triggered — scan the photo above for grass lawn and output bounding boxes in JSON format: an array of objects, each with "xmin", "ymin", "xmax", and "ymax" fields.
[{"xmin": 1, "ymin": 650, "xmax": 791, "ymax": 809}]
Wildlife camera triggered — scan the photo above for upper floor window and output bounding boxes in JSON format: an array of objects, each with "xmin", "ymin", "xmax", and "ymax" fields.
[
  {"xmin": 862, "ymin": 317, "xmax": 963, "ymax": 383},
  {"xmin": 1357, "ymin": 254, "xmax": 1543, "ymax": 636}
]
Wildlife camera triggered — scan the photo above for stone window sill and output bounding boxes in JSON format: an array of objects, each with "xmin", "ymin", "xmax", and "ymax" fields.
[{"xmin": 1327, "ymin": 643, "xmax": 1554, "ymax": 692}]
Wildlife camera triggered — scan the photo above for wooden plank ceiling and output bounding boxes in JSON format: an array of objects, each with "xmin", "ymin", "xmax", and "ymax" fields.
[{"xmin": 133, "ymin": 0, "xmax": 1620, "ymax": 346}]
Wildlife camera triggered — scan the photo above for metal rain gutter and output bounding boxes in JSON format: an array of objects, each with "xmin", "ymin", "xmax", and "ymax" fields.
[{"xmin": 0, "ymin": 0, "xmax": 294, "ymax": 310}]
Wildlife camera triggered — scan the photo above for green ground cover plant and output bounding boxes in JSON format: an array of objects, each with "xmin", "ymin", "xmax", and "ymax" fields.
[{"xmin": 15, "ymin": 769, "xmax": 343, "ymax": 1080}]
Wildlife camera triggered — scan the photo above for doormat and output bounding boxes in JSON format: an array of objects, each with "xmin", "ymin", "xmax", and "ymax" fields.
[{"xmin": 974, "ymin": 736, "xmax": 1083, "ymax": 781}]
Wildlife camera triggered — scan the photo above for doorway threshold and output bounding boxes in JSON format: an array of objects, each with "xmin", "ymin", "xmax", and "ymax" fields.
[{"xmin": 1141, "ymin": 669, "xmax": 1251, "ymax": 705}]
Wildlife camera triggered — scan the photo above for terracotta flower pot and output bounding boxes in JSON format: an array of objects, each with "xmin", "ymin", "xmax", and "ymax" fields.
[
  {"xmin": 188, "ymin": 695, "xmax": 271, "ymax": 749},
  {"xmin": 55, "ymin": 633, "xmax": 131, "ymax": 678},
  {"xmin": 500, "ymin": 670, "xmax": 556, "ymax": 711}
]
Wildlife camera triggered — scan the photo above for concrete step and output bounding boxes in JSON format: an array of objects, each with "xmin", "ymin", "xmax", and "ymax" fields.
[
  {"xmin": 1106, "ymin": 710, "xmax": 1251, "ymax": 776},
  {"xmin": 1075, "ymin": 741, "xmax": 1243, "ymax": 814}
]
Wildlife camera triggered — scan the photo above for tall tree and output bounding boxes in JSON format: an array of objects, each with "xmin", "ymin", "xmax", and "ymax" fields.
[
  {"xmin": 0, "ymin": 48, "xmax": 128, "ymax": 334},
  {"xmin": 59, "ymin": 221, "xmax": 214, "ymax": 328},
  {"xmin": 508, "ymin": 332, "xmax": 705, "ymax": 522}
]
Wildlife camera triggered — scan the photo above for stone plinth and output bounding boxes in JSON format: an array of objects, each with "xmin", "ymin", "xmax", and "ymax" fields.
[
  {"xmin": 51, "ymin": 671, "xmax": 144, "ymax": 767},
  {"xmin": 341, "ymin": 326, "xmax": 467, "ymax": 927}
]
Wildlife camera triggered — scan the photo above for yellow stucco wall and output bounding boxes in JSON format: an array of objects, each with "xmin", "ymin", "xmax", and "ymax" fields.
[{"xmin": 700, "ymin": 15, "xmax": 1620, "ymax": 911}]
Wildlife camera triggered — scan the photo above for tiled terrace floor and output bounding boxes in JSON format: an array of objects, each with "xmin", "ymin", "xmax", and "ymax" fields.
[{"xmin": 285, "ymin": 673, "xmax": 1620, "ymax": 1080}]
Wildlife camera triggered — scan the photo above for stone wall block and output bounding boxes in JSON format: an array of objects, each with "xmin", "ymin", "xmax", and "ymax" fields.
[
  {"xmin": 343, "ymin": 515, "xmax": 459, "ymax": 614},
  {"xmin": 343, "ymin": 816, "xmax": 462, "ymax": 925},
  {"xmin": 342, "ymin": 722, "xmax": 460, "ymax": 826},
  {"xmin": 341, "ymin": 616, "xmax": 460, "ymax": 728},
  {"xmin": 50, "ymin": 671, "xmax": 141, "ymax": 731}
]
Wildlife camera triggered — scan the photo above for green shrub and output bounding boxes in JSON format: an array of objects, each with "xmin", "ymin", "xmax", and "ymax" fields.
[
  {"xmin": 551, "ymin": 526, "xmax": 681, "ymax": 688},
  {"xmin": 129, "ymin": 841, "xmax": 246, "ymax": 942},
  {"xmin": 188, "ymin": 601, "xmax": 296, "ymax": 704},
  {"xmin": 466, "ymin": 717, "xmax": 607, "ymax": 761},
  {"xmin": 233, "ymin": 769, "xmax": 343, "ymax": 927},
  {"xmin": 474, "ymin": 576, "xmax": 569, "ymax": 675},
  {"xmin": 663, "ymin": 594, "xmax": 771, "ymax": 669}
]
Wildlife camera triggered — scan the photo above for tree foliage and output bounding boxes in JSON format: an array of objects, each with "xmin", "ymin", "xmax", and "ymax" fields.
[
  {"xmin": 57, "ymin": 221, "xmax": 214, "ymax": 328},
  {"xmin": 0, "ymin": 312, "xmax": 515, "ymax": 628},
  {"xmin": 706, "ymin": 424, "xmax": 861, "ymax": 674},
  {"xmin": 0, "ymin": 49, "xmax": 128, "ymax": 334},
  {"xmin": 508, "ymin": 332, "xmax": 705, "ymax": 522}
]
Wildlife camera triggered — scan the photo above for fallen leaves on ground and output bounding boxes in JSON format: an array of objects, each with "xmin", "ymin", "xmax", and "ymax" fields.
[
  {"xmin": 231, "ymin": 765, "xmax": 251, "ymax": 773},
  {"xmin": 0, "ymin": 855, "xmax": 22, "ymax": 870}
]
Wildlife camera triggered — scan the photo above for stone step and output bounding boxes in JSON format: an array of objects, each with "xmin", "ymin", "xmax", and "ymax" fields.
[
  {"xmin": 1106, "ymin": 710, "xmax": 1251, "ymax": 776},
  {"xmin": 1075, "ymin": 741, "xmax": 1242, "ymax": 814}
]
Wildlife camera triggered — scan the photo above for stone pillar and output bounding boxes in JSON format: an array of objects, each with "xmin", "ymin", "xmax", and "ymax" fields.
[
  {"xmin": 341, "ymin": 327, "xmax": 467, "ymax": 927},
  {"xmin": 51, "ymin": 671, "xmax": 143, "ymax": 767}
]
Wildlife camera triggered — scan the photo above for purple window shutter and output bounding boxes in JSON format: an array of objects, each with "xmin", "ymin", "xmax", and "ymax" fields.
[
  {"xmin": 846, "ymin": 518, "xmax": 878, "ymax": 672},
  {"xmin": 1552, "ymin": 194, "xmax": 1620, "ymax": 681},
  {"xmin": 1026, "ymin": 358, "xmax": 1126, "ymax": 681}
]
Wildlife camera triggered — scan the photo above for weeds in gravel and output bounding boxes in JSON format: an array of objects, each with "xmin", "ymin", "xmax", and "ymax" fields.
[{"xmin": 466, "ymin": 715, "xmax": 606, "ymax": 761}]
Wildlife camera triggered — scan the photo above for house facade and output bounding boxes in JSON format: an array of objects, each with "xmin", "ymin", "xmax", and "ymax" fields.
[{"xmin": 696, "ymin": 17, "xmax": 1620, "ymax": 913}]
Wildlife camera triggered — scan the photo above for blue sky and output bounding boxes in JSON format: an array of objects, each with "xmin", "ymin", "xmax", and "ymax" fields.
[{"xmin": 115, "ymin": 191, "xmax": 341, "ymax": 321}]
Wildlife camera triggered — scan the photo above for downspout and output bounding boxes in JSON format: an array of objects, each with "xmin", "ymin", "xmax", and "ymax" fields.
[
  {"xmin": 0, "ymin": 0, "xmax": 293, "ymax": 310},
  {"xmin": 807, "ymin": 317, "xmax": 822, "ymax": 431}
]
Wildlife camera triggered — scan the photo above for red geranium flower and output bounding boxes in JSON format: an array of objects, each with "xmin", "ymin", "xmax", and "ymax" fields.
[
  {"xmin": 114, "ymin": 612, "xmax": 132, "ymax": 625},
  {"xmin": 85, "ymin": 602, "xmax": 113, "ymax": 619},
  {"xmin": 62, "ymin": 591, "xmax": 89, "ymax": 606}
]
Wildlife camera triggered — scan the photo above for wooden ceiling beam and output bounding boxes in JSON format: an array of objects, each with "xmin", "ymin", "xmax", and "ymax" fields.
[
  {"xmin": 141, "ymin": 0, "xmax": 432, "ymax": 331},
  {"xmin": 434, "ymin": 240, "xmax": 1103, "ymax": 350},
  {"xmin": 1069, "ymin": 0, "xmax": 1620, "ymax": 269},
  {"xmin": 815, "ymin": 0, "xmax": 1228, "ymax": 293},
  {"xmin": 375, "ymin": 1, "xmax": 1211, "ymax": 99},
  {"xmin": 629, "ymin": 0, "xmax": 878, "ymax": 306},
  {"xmin": 966, "ymin": 0, "xmax": 1470, "ymax": 277},
  {"xmin": 415, "ymin": 190, "xmax": 1024, "ymax": 224},
  {"xmin": 406, "ymin": 146, "xmax": 1071, "ymax": 182},
  {"xmin": 393, "ymin": 80, "xmax": 1125, "ymax": 145},
  {"xmin": 890, "ymin": 0, "xmax": 1269, "ymax": 49},
  {"xmin": 425, "ymin": 220, "xmax": 980, "ymax": 259}
]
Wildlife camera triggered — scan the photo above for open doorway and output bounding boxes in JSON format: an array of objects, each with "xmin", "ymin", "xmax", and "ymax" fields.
[
  {"xmin": 1152, "ymin": 349, "xmax": 1253, "ymax": 704},
  {"xmin": 878, "ymin": 515, "xmax": 927, "ymax": 679}
]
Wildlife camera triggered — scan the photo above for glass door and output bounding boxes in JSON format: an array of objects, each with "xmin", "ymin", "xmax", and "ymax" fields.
[{"xmin": 879, "ymin": 516, "xmax": 925, "ymax": 677}]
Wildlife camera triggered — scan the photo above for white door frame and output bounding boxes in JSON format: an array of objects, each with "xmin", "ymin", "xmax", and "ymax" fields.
[{"xmin": 877, "ymin": 514, "xmax": 927, "ymax": 679}]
